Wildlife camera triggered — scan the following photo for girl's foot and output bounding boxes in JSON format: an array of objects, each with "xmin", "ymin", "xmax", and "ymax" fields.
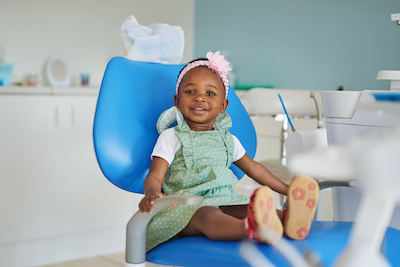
[
  {"xmin": 245, "ymin": 186, "xmax": 283, "ymax": 245},
  {"xmin": 284, "ymin": 175, "xmax": 319, "ymax": 240}
]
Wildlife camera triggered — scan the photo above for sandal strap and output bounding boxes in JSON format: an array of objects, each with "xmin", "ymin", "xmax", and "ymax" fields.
[
  {"xmin": 282, "ymin": 202, "xmax": 288, "ymax": 222},
  {"xmin": 244, "ymin": 188, "xmax": 260, "ymax": 239}
]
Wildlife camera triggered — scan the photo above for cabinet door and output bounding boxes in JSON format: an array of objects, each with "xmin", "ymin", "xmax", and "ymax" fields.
[
  {"xmin": 0, "ymin": 95, "xmax": 66, "ymax": 244},
  {"xmin": 0, "ymin": 94, "xmax": 138, "ymax": 247},
  {"xmin": 57, "ymin": 95, "xmax": 136, "ymax": 234}
]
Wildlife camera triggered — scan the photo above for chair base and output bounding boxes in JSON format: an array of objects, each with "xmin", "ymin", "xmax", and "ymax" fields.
[
  {"xmin": 125, "ymin": 263, "xmax": 145, "ymax": 267},
  {"xmin": 125, "ymin": 261, "xmax": 167, "ymax": 267}
]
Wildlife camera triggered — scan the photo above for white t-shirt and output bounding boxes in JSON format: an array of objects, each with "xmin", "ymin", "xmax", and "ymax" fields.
[{"xmin": 151, "ymin": 128, "xmax": 246, "ymax": 165}]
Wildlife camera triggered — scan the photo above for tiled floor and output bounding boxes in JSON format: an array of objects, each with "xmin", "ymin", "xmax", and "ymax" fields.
[{"xmin": 42, "ymin": 252, "xmax": 125, "ymax": 267}]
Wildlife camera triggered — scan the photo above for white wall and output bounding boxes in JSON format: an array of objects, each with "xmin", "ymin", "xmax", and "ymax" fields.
[{"xmin": 0, "ymin": 0, "xmax": 195, "ymax": 87}]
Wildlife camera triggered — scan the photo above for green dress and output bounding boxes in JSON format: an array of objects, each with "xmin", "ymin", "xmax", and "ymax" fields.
[{"xmin": 146, "ymin": 107, "xmax": 249, "ymax": 252}]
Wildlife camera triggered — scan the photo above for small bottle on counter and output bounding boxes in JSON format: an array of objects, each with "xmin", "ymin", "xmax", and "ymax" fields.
[
  {"xmin": 26, "ymin": 73, "xmax": 38, "ymax": 86},
  {"xmin": 80, "ymin": 73, "xmax": 90, "ymax": 86}
]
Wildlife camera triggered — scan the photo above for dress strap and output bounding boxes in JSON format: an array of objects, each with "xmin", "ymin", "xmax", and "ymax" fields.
[
  {"xmin": 157, "ymin": 108, "xmax": 235, "ymax": 169},
  {"xmin": 214, "ymin": 112, "xmax": 232, "ymax": 131},
  {"xmin": 214, "ymin": 112, "xmax": 234, "ymax": 167},
  {"xmin": 156, "ymin": 106, "xmax": 185, "ymax": 134}
]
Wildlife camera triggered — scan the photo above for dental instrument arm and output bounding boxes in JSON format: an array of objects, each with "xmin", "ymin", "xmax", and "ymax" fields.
[{"xmin": 310, "ymin": 92, "xmax": 323, "ymax": 129}]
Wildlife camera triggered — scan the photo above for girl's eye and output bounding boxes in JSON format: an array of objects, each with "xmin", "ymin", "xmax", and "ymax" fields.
[
  {"xmin": 206, "ymin": 92, "xmax": 216, "ymax": 96},
  {"xmin": 185, "ymin": 90, "xmax": 195, "ymax": 94}
]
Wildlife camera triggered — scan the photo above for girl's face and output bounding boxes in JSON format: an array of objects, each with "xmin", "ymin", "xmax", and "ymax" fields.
[{"xmin": 174, "ymin": 66, "xmax": 229, "ymax": 131}]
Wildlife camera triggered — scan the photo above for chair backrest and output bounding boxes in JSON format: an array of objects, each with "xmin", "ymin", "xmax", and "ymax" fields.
[{"xmin": 93, "ymin": 57, "xmax": 257, "ymax": 193}]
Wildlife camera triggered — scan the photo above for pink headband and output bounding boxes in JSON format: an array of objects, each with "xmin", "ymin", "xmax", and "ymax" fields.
[{"xmin": 176, "ymin": 51, "xmax": 232, "ymax": 98}]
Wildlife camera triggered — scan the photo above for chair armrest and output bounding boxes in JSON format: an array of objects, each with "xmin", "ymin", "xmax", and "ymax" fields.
[
  {"xmin": 126, "ymin": 195, "xmax": 203, "ymax": 264},
  {"xmin": 318, "ymin": 180, "xmax": 357, "ymax": 190}
]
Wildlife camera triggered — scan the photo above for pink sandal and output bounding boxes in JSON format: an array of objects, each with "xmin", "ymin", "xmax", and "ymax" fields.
[
  {"xmin": 284, "ymin": 175, "xmax": 319, "ymax": 240},
  {"xmin": 244, "ymin": 186, "xmax": 283, "ymax": 245}
]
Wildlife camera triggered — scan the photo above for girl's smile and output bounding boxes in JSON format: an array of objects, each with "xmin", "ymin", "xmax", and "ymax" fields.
[{"xmin": 190, "ymin": 105, "xmax": 208, "ymax": 114}]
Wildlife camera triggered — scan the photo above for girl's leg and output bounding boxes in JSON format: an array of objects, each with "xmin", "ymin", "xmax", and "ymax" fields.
[
  {"xmin": 179, "ymin": 186, "xmax": 283, "ymax": 244},
  {"xmin": 221, "ymin": 205, "xmax": 284, "ymax": 222},
  {"xmin": 220, "ymin": 205, "xmax": 247, "ymax": 219},
  {"xmin": 179, "ymin": 187, "xmax": 283, "ymax": 244},
  {"xmin": 178, "ymin": 206, "xmax": 248, "ymax": 241}
]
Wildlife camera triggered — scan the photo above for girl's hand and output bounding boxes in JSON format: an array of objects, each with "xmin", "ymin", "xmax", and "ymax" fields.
[
  {"xmin": 139, "ymin": 192, "xmax": 165, "ymax": 213},
  {"xmin": 139, "ymin": 157, "xmax": 169, "ymax": 213}
]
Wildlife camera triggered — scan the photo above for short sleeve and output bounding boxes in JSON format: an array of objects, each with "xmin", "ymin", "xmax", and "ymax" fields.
[
  {"xmin": 151, "ymin": 128, "xmax": 182, "ymax": 165},
  {"xmin": 232, "ymin": 135, "xmax": 246, "ymax": 162}
]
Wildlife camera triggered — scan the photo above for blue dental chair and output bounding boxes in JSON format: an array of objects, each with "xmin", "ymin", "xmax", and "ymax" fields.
[{"xmin": 93, "ymin": 57, "xmax": 400, "ymax": 267}]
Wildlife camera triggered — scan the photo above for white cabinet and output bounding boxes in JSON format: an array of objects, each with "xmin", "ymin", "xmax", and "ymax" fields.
[
  {"xmin": 0, "ymin": 95, "xmax": 65, "ymax": 244},
  {"xmin": 0, "ymin": 88, "xmax": 140, "ymax": 266}
]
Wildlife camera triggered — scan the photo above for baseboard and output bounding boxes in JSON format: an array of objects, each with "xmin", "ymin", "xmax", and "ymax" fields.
[{"xmin": 0, "ymin": 226, "xmax": 126, "ymax": 267}]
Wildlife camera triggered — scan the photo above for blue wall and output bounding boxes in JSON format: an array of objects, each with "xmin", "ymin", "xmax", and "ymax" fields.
[{"xmin": 195, "ymin": 0, "xmax": 400, "ymax": 90}]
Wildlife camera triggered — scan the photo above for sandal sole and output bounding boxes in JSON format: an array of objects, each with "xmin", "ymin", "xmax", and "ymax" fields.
[
  {"xmin": 284, "ymin": 175, "xmax": 319, "ymax": 240},
  {"xmin": 252, "ymin": 186, "xmax": 283, "ymax": 244}
]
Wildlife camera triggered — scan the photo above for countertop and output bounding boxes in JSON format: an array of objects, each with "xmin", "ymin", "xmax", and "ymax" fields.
[{"xmin": 0, "ymin": 86, "xmax": 100, "ymax": 96}]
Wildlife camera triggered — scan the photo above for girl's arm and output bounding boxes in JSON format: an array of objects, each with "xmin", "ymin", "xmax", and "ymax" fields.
[
  {"xmin": 234, "ymin": 154, "xmax": 288, "ymax": 195},
  {"xmin": 139, "ymin": 156, "xmax": 169, "ymax": 213}
]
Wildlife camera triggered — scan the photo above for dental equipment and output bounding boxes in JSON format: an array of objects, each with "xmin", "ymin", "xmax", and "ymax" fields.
[
  {"xmin": 321, "ymin": 90, "xmax": 400, "ymax": 229},
  {"xmin": 376, "ymin": 13, "xmax": 400, "ymax": 91},
  {"xmin": 391, "ymin": 13, "xmax": 400, "ymax": 25},
  {"xmin": 290, "ymin": 89, "xmax": 400, "ymax": 266},
  {"xmin": 278, "ymin": 93, "xmax": 296, "ymax": 132},
  {"xmin": 289, "ymin": 127, "xmax": 400, "ymax": 267},
  {"xmin": 377, "ymin": 70, "xmax": 400, "ymax": 91}
]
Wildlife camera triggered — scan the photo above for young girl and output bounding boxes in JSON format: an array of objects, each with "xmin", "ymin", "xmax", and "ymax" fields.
[{"xmin": 139, "ymin": 51, "xmax": 319, "ymax": 252}]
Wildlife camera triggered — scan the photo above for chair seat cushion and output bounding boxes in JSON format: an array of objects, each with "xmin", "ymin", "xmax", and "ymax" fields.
[{"xmin": 146, "ymin": 221, "xmax": 400, "ymax": 267}]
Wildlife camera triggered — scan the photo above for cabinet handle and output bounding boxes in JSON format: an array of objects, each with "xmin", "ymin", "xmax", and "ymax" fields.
[
  {"xmin": 71, "ymin": 106, "xmax": 75, "ymax": 126},
  {"xmin": 54, "ymin": 106, "xmax": 59, "ymax": 127}
]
